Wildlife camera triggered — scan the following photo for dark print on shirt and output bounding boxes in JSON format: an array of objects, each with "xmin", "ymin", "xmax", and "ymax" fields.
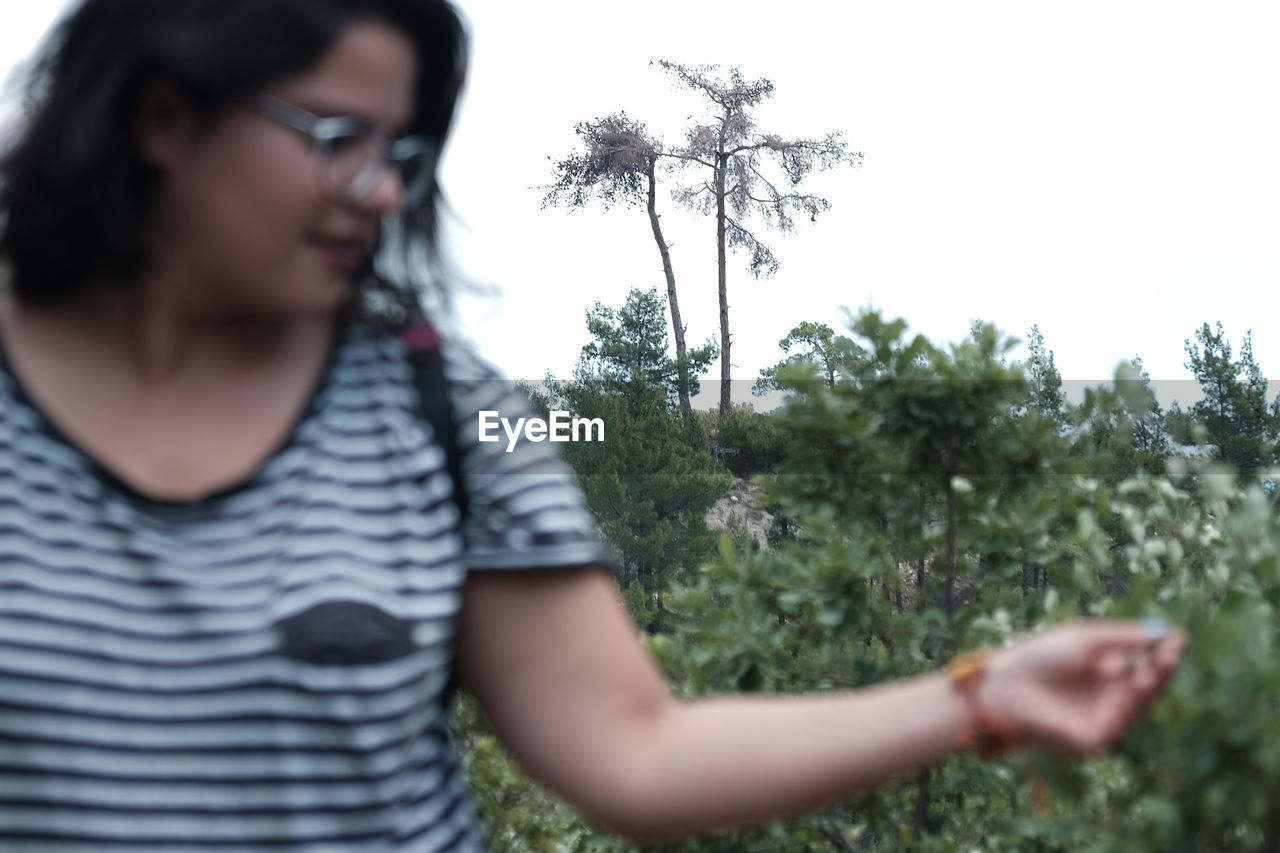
[{"xmin": 276, "ymin": 599, "xmax": 416, "ymax": 665}]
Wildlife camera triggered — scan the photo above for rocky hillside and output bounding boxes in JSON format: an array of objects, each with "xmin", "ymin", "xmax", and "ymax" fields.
[{"xmin": 704, "ymin": 477, "xmax": 774, "ymax": 550}]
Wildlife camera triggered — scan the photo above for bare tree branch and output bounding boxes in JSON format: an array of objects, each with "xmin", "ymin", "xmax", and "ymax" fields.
[{"xmin": 725, "ymin": 216, "xmax": 779, "ymax": 278}]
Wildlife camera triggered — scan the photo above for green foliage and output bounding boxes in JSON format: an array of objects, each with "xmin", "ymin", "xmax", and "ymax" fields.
[
  {"xmin": 1183, "ymin": 322, "xmax": 1278, "ymax": 477},
  {"xmin": 463, "ymin": 307, "xmax": 1280, "ymax": 851},
  {"xmin": 1021, "ymin": 324, "xmax": 1067, "ymax": 427},
  {"xmin": 1165, "ymin": 400, "xmax": 1199, "ymax": 447},
  {"xmin": 1071, "ymin": 358, "xmax": 1170, "ymax": 483},
  {"xmin": 754, "ymin": 321, "xmax": 865, "ymax": 395},
  {"xmin": 578, "ymin": 287, "xmax": 716, "ymax": 404},
  {"xmin": 537, "ymin": 288, "xmax": 728, "ymax": 631},
  {"xmin": 1018, "ymin": 463, "xmax": 1280, "ymax": 852},
  {"xmin": 707, "ymin": 403, "xmax": 792, "ymax": 478},
  {"xmin": 645, "ymin": 313, "xmax": 1280, "ymax": 850},
  {"xmin": 455, "ymin": 695, "xmax": 603, "ymax": 852}
]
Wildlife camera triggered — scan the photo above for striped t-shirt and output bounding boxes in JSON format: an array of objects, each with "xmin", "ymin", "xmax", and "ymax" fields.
[{"xmin": 0, "ymin": 324, "xmax": 611, "ymax": 851}]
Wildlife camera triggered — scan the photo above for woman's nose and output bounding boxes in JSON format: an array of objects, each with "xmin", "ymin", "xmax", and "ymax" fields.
[{"xmin": 355, "ymin": 164, "xmax": 404, "ymax": 216}]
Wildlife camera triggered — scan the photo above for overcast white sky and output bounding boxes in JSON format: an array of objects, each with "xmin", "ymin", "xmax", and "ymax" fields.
[{"xmin": 5, "ymin": 1, "xmax": 1279, "ymax": 407}]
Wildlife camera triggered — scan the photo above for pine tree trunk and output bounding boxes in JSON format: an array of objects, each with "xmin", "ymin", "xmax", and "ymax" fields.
[
  {"xmin": 913, "ymin": 767, "xmax": 932, "ymax": 839},
  {"xmin": 944, "ymin": 476, "xmax": 957, "ymax": 657},
  {"xmin": 923, "ymin": 479, "xmax": 959, "ymax": 665},
  {"xmin": 716, "ymin": 154, "xmax": 731, "ymax": 418},
  {"xmin": 645, "ymin": 162, "xmax": 691, "ymax": 416},
  {"xmin": 915, "ymin": 557, "xmax": 927, "ymax": 615}
]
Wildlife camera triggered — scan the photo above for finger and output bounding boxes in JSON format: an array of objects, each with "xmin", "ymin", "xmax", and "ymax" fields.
[
  {"xmin": 1132, "ymin": 632, "xmax": 1186, "ymax": 711},
  {"xmin": 1060, "ymin": 621, "xmax": 1179, "ymax": 683},
  {"xmin": 1053, "ymin": 659, "xmax": 1165, "ymax": 753},
  {"xmin": 1132, "ymin": 632, "xmax": 1185, "ymax": 694},
  {"xmin": 1073, "ymin": 619, "xmax": 1172, "ymax": 654},
  {"xmin": 1112, "ymin": 633, "xmax": 1185, "ymax": 732},
  {"xmin": 1014, "ymin": 626, "xmax": 1184, "ymax": 754},
  {"xmin": 1093, "ymin": 648, "xmax": 1134, "ymax": 679},
  {"xmin": 1157, "ymin": 629, "xmax": 1188, "ymax": 666},
  {"xmin": 1094, "ymin": 676, "xmax": 1141, "ymax": 749}
]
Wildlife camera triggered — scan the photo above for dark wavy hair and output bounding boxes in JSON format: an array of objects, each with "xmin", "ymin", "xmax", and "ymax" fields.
[{"xmin": 0, "ymin": 0, "xmax": 468, "ymax": 321}]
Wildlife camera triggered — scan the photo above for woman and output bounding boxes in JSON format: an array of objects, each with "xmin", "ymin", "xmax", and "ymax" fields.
[{"xmin": 0, "ymin": 0, "xmax": 1183, "ymax": 849}]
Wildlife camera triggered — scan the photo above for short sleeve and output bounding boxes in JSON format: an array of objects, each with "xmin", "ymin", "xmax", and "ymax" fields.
[{"xmin": 439, "ymin": 344, "xmax": 616, "ymax": 573}]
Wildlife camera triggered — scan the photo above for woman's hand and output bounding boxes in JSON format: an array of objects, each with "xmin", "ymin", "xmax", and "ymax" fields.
[{"xmin": 979, "ymin": 620, "xmax": 1186, "ymax": 754}]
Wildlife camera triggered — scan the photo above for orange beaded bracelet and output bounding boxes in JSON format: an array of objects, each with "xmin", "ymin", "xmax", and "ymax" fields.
[
  {"xmin": 945, "ymin": 648, "xmax": 1051, "ymax": 809},
  {"xmin": 944, "ymin": 648, "xmax": 1021, "ymax": 759}
]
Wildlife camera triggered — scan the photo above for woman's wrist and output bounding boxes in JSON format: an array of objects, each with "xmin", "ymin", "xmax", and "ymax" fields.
[{"xmin": 944, "ymin": 647, "xmax": 1021, "ymax": 758}]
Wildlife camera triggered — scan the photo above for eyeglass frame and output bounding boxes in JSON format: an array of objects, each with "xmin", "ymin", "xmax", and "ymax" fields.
[{"xmin": 245, "ymin": 93, "xmax": 437, "ymax": 207}]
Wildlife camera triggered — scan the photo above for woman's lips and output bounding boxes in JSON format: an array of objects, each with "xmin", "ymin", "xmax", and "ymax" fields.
[{"xmin": 310, "ymin": 238, "xmax": 367, "ymax": 272}]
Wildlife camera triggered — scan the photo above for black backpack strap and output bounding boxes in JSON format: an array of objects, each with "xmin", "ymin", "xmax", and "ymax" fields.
[{"xmin": 402, "ymin": 324, "xmax": 469, "ymax": 522}]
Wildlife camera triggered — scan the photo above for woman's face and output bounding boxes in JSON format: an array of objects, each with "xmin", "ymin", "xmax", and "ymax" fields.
[{"xmin": 143, "ymin": 21, "xmax": 419, "ymax": 317}]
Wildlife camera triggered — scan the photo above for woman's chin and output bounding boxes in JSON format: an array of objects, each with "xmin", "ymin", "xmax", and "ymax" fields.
[{"xmin": 228, "ymin": 276, "xmax": 353, "ymax": 321}]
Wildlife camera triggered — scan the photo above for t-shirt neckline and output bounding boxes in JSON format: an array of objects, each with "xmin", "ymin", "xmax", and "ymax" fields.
[{"xmin": 0, "ymin": 319, "xmax": 348, "ymax": 509}]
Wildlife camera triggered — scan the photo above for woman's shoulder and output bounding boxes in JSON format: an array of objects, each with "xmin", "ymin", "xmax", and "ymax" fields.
[
  {"xmin": 346, "ymin": 319, "xmax": 497, "ymax": 375},
  {"xmin": 379, "ymin": 320, "xmax": 516, "ymax": 398}
]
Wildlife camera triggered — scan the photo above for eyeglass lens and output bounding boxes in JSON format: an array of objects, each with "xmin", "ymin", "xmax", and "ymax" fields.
[{"xmin": 319, "ymin": 133, "xmax": 430, "ymax": 203}]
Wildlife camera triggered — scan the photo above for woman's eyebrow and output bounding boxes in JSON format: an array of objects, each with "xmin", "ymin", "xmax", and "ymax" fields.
[
  {"xmin": 295, "ymin": 100, "xmax": 375, "ymax": 121},
  {"xmin": 308, "ymin": 102, "xmax": 413, "ymax": 137}
]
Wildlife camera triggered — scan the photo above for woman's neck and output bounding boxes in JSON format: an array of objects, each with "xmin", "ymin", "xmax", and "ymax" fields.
[{"xmin": 0, "ymin": 280, "xmax": 335, "ymax": 387}]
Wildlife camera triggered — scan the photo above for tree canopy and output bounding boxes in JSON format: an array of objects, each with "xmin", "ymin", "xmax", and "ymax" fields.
[{"xmin": 1183, "ymin": 321, "xmax": 1278, "ymax": 476}]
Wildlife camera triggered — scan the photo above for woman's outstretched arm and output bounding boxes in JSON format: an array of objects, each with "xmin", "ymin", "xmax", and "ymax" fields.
[{"xmin": 456, "ymin": 569, "xmax": 1182, "ymax": 842}]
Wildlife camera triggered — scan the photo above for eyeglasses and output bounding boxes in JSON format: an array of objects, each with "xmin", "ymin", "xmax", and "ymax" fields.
[{"xmin": 246, "ymin": 94, "xmax": 436, "ymax": 207}]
